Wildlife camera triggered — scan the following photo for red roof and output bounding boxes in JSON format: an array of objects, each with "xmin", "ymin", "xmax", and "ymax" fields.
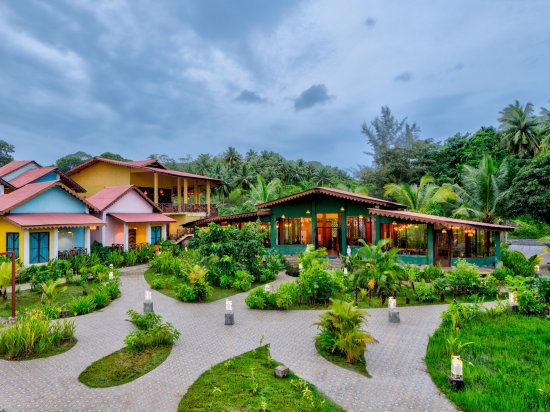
[
  {"xmin": 108, "ymin": 213, "xmax": 175, "ymax": 223},
  {"xmin": 256, "ymin": 187, "xmax": 404, "ymax": 209},
  {"xmin": 182, "ymin": 210, "xmax": 273, "ymax": 227},
  {"xmin": 67, "ymin": 157, "xmax": 222, "ymax": 185},
  {"xmin": 4, "ymin": 213, "xmax": 104, "ymax": 229},
  {"xmin": 0, "ymin": 161, "xmax": 38, "ymax": 178},
  {"xmin": 0, "ymin": 181, "xmax": 97, "ymax": 214},
  {"xmin": 368, "ymin": 209, "xmax": 515, "ymax": 232},
  {"xmin": 8, "ymin": 167, "xmax": 56, "ymax": 188},
  {"xmin": 86, "ymin": 185, "xmax": 160, "ymax": 212},
  {"xmin": 0, "ymin": 177, "xmax": 15, "ymax": 190}
]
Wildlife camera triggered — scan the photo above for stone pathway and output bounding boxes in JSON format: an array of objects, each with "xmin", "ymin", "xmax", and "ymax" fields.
[{"xmin": 0, "ymin": 267, "xmax": 456, "ymax": 412}]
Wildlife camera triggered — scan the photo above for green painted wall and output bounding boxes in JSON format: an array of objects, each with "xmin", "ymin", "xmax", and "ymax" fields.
[
  {"xmin": 272, "ymin": 245, "xmax": 307, "ymax": 254},
  {"xmin": 451, "ymin": 257, "xmax": 496, "ymax": 267}
]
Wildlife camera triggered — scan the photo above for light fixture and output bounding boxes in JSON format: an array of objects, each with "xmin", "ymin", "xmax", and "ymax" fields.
[
  {"xmin": 346, "ymin": 245, "xmax": 351, "ymax": 256},
  {"xmin": 109, "ymin": 271, "xmax": 114, "ymax": 281},
  {"xmin": 281, "ymin": 214, "xmax": 286, "ymax": 219},
  {"xmin": 144, "ymin": 290, "xmax": 153, "ymax": 313},
  {"xmin": 306, "ymin": 209, "xmax": 311, "ymax": 215},
  {"xmin": 441, "ymin": 228, "xmax": 447, "ymax": 234},
  {"xmin": 414, "ymin": 225, "xmax": 419, "ymax": 228},
  {"xmin": 143, "ymin": 190, "xmax": 148, "ymax": 196},
  {"xmin": 340, "ymin": 206, "xmax": 345, "ymax": 212},
  {"xmin": 343, "ymin": 267, "xmax": 348, "ymax": 275},
  {"xmin": 225, "ymin": 299, "xmax": 234, "ymax": 325},
  {"xmin": 90, "ymin": 225, "xmax": 97, "ymax": 230},
  {"xmin": 159, "ymin": 189, "xmax": 164, "ymax": 195},
  {"xmin": 264, "ymin": 284, "xmax": 271, "ymax": 293},
  {"xmin": 67, "ymin": 230, "xmax": 73, "ymax": 234},
  {"xmin": 509, "ymin": 291, "xmax": 517, "ymax": 306},
  {"xmin": 392, "ymin": 221, "xmax": 397, "ymax": 225},
  {"xmin": 451, "ymin": 355, "xmax": 463, "ymax": 379},
  {"xmin": 359, "ymin": 214, "xmax": 364, "ymax": 219},
  {"xmin": 388, "ymin": 297, "xmax": 397, "ymax": 310}
]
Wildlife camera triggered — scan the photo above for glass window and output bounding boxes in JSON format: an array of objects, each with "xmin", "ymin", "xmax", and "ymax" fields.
[
  {"xmin": 452, "ymin": 229, "xmax": 496, "ymax": 258},
  {"xmin": 30, "ymin": 232, "xmax": 49, "ymax": 263},
  {"xmin": 6, "ymin": 232, "xmax": 19, "ymax": 258},
  {"xmin": 276, "ymin": 217, "xmax": 312, "ymax": 245},
  {"xmin": 346, "ymin": 216, "xmax": 372, "ymax": 245},
  {"xmin": 381, "ymin": 223, "xmax": 428, "ymax": 256},
  {"xmin": 151, "ymin": 226, "xmax": 162, "ymax": 244}
]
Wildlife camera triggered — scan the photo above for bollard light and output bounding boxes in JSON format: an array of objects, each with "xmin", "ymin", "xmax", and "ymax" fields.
[
  {"xmin": 508, "ymin": 291, "xmax": 517, "ymax": 306},
  {"xmin": 535, "ymin": 265, "xmax": 540, "ymax": 273},
  {"xmin": 144, "ymin": 290, "xmax": 154, "ymax": 313},
  {"xmin": 343, "ymin": 267, "xmax": 348, "ymax": 276},
  {"xmin": 109, "ymin": 271, "xmax": 114, "ymax": 281},
  {"xmin": 109, "ymin": 263, "xmax": 114, "ymax": 269},
  {"xmin": 451, "ymin": 355, "xmax": 463, "ymax": 379},
  {"xmin": 264, "ymin": 284, "xmax": 271, "ymax": 293},
  {"xmin": 224, "ymin": 299, "xmax": 234, "ymax": 325},
  {"xmin": 346, "ymin": 245, "xmax": 351, "ymax": 256},
  {"xmin": 145, "ymin": 290, "xmax": 152, "ymax": 302},
  {"xmin": 388, "ymin": 297, "xmax": 397, "ymax": 310},
  {"xmin": 298, "ymin": 263, "xmax": 303, "ymax": 270},
  {"xmin": 225, "ymin": 299, "xmax": 233, "ymax": 312}
]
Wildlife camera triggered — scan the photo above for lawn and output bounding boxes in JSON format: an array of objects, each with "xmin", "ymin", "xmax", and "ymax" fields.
[
  {"xmin": 426, "ymin": 312, "xmax": 550, "ymax": 412},
  {"xmin": 315, "ymin": 340, "xmax": 371, "ymax": 378},
  {"xmin": 179, "ymin": 345, "xmax": 343, "ymax": 412},
  {"xmin": 144, "ymin": 269, "xmax": 267, "ymax": 303},
  {"xmin": 0, "ymin": 283, "xmax": 108, "ymax": 318},
  {"xmin": 79, "ymin": 345, "xmax": 172, "ymax": 387}
]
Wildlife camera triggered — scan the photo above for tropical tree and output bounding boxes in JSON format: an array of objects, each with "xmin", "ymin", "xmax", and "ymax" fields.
[
  {"xmin": 222, "ymin": 146, "xmax": 242, "ymax": 169},
  {"xmin": 247, "ymin": 175, "xmax": 282, "ymax": 205},
  {"xmin": 349, "ymin": 239, "xmax": 404, "ymax": 305},
  {"xmin": 384, "ymin": 176, "xmax": 456, "ymax": 213},
  {"xmin": 498, "ymin": 100, "xmax": 540, "ymax": 158},
  {"xmin": 453, "ymin": 155, "xmax": 508, "ymax": 223},
  {"xmin": 0, "ymin": 261, "xmax": 13, "ymax": 300},
  {"xmin": 41, "ymin": 278, "xmax": 67, "ymax": 306},
  {"xmin": 0, "ymin": 139, "xmax": 15, "ymax": 167}
]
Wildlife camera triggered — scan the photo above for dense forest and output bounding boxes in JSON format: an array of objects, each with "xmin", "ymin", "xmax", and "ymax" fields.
[{"xmin": 2, "ymin": 100, "xmax": 549, "ymax": 234}]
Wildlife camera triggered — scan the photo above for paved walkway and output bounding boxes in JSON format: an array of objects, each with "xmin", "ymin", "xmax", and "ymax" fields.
[{"xmin": 0, "ymin": 267, "xmax": 456, "ymax": 412}]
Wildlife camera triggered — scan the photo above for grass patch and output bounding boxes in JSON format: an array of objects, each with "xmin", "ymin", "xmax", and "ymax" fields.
[
  {"xmin": 0, "ymin": 283, "xmax": 110, "ymax": 318},
  {"xmin": 179, "ymin": 345, "xmax": 343, "ymax": 411},
  {"xmin": 315, "ymin": 340, "xmax": 371, "ymax": 378},
  {"xmin": 426, "ymin": 312, "xmax": 550, "ymax": 412},
  {"xmin": 0, "ymin": 338, "xmax": 76, "ymax": 361},
  {"xmin": 78, "ymin": 345, "xmax": 172, "ymax": 388},
  {"xmin": 144, "ymin": 269, "xmax": 265, "ymax": 303}
]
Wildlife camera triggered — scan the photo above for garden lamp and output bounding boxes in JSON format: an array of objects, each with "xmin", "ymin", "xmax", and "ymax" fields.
[
  {"xmin": 451, "ymin": 355, "xmax": 463, "ymax": 379},
  {"xmin": 264, "ymin": 284, "xmax": 271, "ymax": 293},
  {"xmin": 225, "ymin": 299, "xmax": 233, "ymax": 312},
  {"xmin": 388, "ymin": 297, "xmax": 397, "ymax": 310},
  {"xmin": 347, "ymin": 245, "xmax": 351, "ymax": 256},
  {"xmin": 144, "ymin": 290, "xmax": 153, "ymax": 313},
  {"xmin": 109, "ymin": 271, "xmax": 114, "ymax": 280},
  {"xmin": 508, "ymin": 291, "xmax": 517, "ymax": 306},
  {"xmin": 298, "ymin": 263, "xmax": 303, "ymax": 270},
  {"xmin": 343, "ymin": 267, "xmax": 348, "ymax": 275}
]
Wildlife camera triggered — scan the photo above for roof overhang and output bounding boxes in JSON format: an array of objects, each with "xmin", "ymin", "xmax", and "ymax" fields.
[
  {"xmin": 182, "ymin": 210, "xmax": 273, "ymax": 227},
  {"xmin": 108, "ymin": 213, "xmax": 176, "ymax": 224},
  {"xmin": 369, "ymin": 209, "xmax": 515, "ymax": 232},
  {"xmin": 4, "ymin": 213, "xmax": 105, "ymax": 229}
]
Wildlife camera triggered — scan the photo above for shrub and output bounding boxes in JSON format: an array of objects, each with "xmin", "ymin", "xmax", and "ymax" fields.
[
  {"xmin": 441, "ymin": 301, "xmax": 483, "ymax": 331},
  {"xmin": 315, "ymin": 300, "xmax": 377, "ymax": 364},
  {"xmin": 297, "ymin": 266, "xmax": 339, "ymax": 305},
  {"xmin": 127, "ymin": 310, "xmax": 163, "ymax": 330},
  {"xmin": 444, "ymin": 259, "xmax": 481, "ymax": 296},
  {"xmin": 176, "ymin": 284, "xmax": 197, "ymax": 302},
  {"xmin": 422, "ymin": 263, "xmax": 444, "ymax": 281},
  {"xmin": 517, "ymin": 290, "xmax": 545, "ymax": 316},
  {"xmin": 91, "ymin": 290, "xmax": 110, "ymax": 309},
  {"xmin": 103, "ymin": 280, "xmax": 121, "ymax": 300},
  {"xmin": 245, "ymin": 287, "xmax": 274, "ymax": 309},
  {"xmin": 285, "ymin": 264, "xmax": 300, "ymax": 277},
  {"xmin": 124, "ymin": 249, "xmax": 139, "ymax": 266},
  {"xmin": 232, "ymin": 270, "xmax": 254, "ymax": 291},
  {"xmin": 480, "ymin": 274, "xmax": 500, "ymax": 297},
  {"xmin": 66, "ymin": 296, "xmax": 96, "ymax": 316},
  {"xmin": 491, "ymin": 266, "xmax": 514, "ymax": 281},
  {"xmin": 275, "ymin": 282, "xmax": 299, "ymax": 309},
  {"xmin": 124, "ymin": 310, "xmax": 180, "ymax": 352},
  {"xmin": 501, "ymin": 250, "xmax": 535, "ymax": 277},
  {"xmin": 150, "ymin": 277, "xmax": 163, "ymax": 290},
  {"xmin": 0, "ymin": 310, "xmax": 75, "ymax": 359},
  {"xmin": 259, "ymin": 267, "xmax": 277, "ymax": 283},
  {"xmin": 415, "ymin": 281, "xmax": 438, "ymax": 303},
  {"xmin": 297, "ymin": 247, "xmax": 330, "ymax": 272},
  {"xmin": 150, "ymin": 252, "xmax": 183, "ymax": 277},
  {"xmin": 264, "ymin": 250, "xmax": 286, "ymax": 275}
]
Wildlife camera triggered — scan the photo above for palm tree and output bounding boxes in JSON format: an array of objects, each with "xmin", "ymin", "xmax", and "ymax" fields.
[
  {"xmin": 452, "ymin": 155, "xmax": 508, "ymax": 223},
  {"xmin": 384, "ymin": 176, "xmax": 456, "ymax": 213},
  {"xmin": 41, "ymin": 278, "xmax": 67, "ymax": 306},
  {"xmin": 312, "ymin": 166, "xmax": 335, "ymax": 186},
  {"xmin": 222, "ymin": 147, "xmax": 242, "ymax": 169},
  {"xmin": 194, "ymin": 153, "xmax": 213, "ymax": 176},
  {"xmin": 540, "ymin": 107, "xmax": 550, "ymax": 153},
  {"xmin": 231, "ymin": 163, "xmax": 255, "ymax": 190},
  {"xmin": 247, "ymin": 175, "xmax": 282, "ymax": 205},
  {"xmin": 498, "ymin": 100, "xmax": 540, "ymax": 157}
]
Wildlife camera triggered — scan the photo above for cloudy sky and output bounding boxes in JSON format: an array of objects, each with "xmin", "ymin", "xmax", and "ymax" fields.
[{"xmin": 1, "ymin": 0, "xmax": 549, "ymax": 168}]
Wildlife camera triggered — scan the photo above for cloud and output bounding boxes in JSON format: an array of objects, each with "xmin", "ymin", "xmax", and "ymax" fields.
[
  {"xmin": 294, "ymin": 84, "xmax": 333, "ymax": 111},
  {"xmin": 364, "ymin": 17, "xmax": 376, "ymax": 29},
  {"xmin": 453, "ymin": 63, "xmax": 465, "ymax": 71},
  {"xmin": 235, "ymin": 90, "xmax": 267, "ymax": 104},
  {"xmin": 393, "ymin": 72, "xmax": 412, "ymax": 82}
]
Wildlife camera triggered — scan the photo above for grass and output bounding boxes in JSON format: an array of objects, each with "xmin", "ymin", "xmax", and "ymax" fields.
[
  {"xmin": 179, "ymin": 345, "xmax": 343, "ymax": 412},
  {"xmin": 144, "ymin": 269, "xmax": 267, "ymax": 303},
  {"xmin": 426, "ymin": 312, "xmax": 550, "ymax": 412},
  {"xmin": 0, "ymin": 338, "xmax": 77, "ymax": 361},
  {"xmin": 0, "ymin": 283, "xmax": 108, "ymax": 318},
  {"xmin": 78, "ymin": 345, "xmax": 172, "ymax": 388},
  {"xmin": 315, "ymin": 340, "xmax": 371, "ymax": 378}
]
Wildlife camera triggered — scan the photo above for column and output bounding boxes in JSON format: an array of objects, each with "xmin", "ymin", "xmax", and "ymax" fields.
[
  {"xmin": 183, "ymin": 178, "xmax": 188, "ymax": 206},
  {"xmin": 153, "ymin": 173, "xmax": 159, "ymax": 205},
  {"xmin": 193, "ymin": 181, "xmax": 199, "ymax": 205},
  {"xmin": 146, "ymin": 224, "xmax": 151, "ymax": 244},
  {"xmin": 101, "ymin": 212, "xmax": 107, "ymax": 245},
  {"xmin": 311, "ymin": 200, "xmax": 316, "ymax": 249},
  {"xmin": 161, "ymin": 224, "xmax": 167, "ymax": 241},
  {"xmin": 23, "ymin": 230, "xmax": 30, "ymax": 266},
  {"xmin": 270, "ymin": 214, "xmax": 276, "ymax": 248},
  {"xmin": 177, "ymin": 178, "xmax": 182, "ymax": 212},
  {"xmin": 53, "ymin": 228, "xmax": 59, "ymax": 260},
  {"xmin": 495, "ymin": 232, "xmax": 501, "ymax": 267},
  {"xmin": 340, "ymin": 205, "xmax": 347, "ymax": 255},
  {"xmin": 206, "ymin": 181, "xmax": 211, "ymax": 215},
  {"xmin": 84, "ymin": 227, "xmax": 90, "ymax": 255},
  {"xmin": 123, "ymin": 223, "xmax": 129, "ymax": 251},
  {"xmin": 427, "ymin": 224, "xmax": 434, "ymax": 265},
  {"xmin": 375, "ymin": 215, "xmax": 381, "ymax": 243}
]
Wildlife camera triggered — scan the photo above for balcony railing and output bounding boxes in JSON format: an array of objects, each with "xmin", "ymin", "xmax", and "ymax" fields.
[
  {"xmin": 157, "ymin": 203, "xmax": 218, "ymax": 216},
  {"xmin": 168, "ymin": 227, "xmax": 195, "ymax": 241}
]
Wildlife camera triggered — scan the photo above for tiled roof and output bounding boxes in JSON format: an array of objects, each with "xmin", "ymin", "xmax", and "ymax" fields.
[
  {"xmin": 67, "ymin": 157, "xmax": 222, "ymax": 185},
  {"xmin": 0, "ymin": 177, "xmax": 15, "ymax": 190},
  {"xmin": 86, "ymin": 185, "xmax": 160, "ymax": 212},
  {"xmin": 4, "ymin": 213, "xmax": 104, "ymax": 229},
  {"xmin": 0, "ymin": 160, "xmax": 38, "ymax": 178},
  {"xmin": 368, "ymin": 209, "xmax": 515, "ymax": 231},
  {"xmin": 108, "ymin": 213, "xmax": 176, "ymax": 223},
  {"xmin": 0, "ymin": 181, "xmax": 98, "ymax": 214},
  {"xmin": 8, "ymin": 167, "xmax": 56, "ymax": 188},
  {"xmin": 182, "ymin": 210, "xmax": 273, "ymax": 227},
  {"xmin": 255, "ymin": 187, "xmax": 404, "ymax": 209}
]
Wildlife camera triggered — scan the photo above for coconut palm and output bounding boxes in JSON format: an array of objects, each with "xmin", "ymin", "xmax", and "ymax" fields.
[
  {"xmin": 41, "ymin": 278, "xmax": 67, "ymax": 306},
  {"xmin": 498, "ymin": 100, "xmax": 540, "ymax": 158},
  {"xmin": 384, "ymin": 175, "xmax": 457, "ymax": 213},
  {"xmin": 247, "ymin": 175, "xmax": 282, "ymax": 205},
  {"xmin": 452, "ymin": 155, "xmax": 508, "ymax": 223},
  {"xmin": 222, "ymin": 146, "xmax": 242, "ymax": 169}
]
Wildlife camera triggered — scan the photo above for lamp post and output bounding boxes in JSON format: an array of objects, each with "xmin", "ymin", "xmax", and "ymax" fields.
[
  {"xmin": 509, "ymin": 290, "xmax": 518, "ymax": 312},
  {"xmin": 447, "ymin": 355, "xmax": 465, "ymax": 390},
  {"xmin": 225, "ymin": 299, "xmax": 234, "ymax": 325},
  {"xmin": 1, "ymin": 251, "xmax": 16, "ymax": 321},
  {"xmin": 388, "ymin": 296, "xmax": 400, "ymax": 323},
  {"xmin": 144, "ymin": 290, "xmax": 153, "ymax": 313}
]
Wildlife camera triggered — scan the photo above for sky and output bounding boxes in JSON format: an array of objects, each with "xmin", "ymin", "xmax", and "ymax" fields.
[{"xmin": 1, "ymin": 0, "xmax": 549, "ymax": 169}]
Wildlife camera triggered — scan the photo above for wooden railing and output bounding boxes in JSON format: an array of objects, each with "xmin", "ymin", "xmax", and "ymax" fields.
[
  {"xmin": 58, "ymin": 248, "xmax": 87, "ymax": 259},
  {"xmin": 156, "ymin": 203, "xmax": 218, "ymax": 216},
  {"xmin": 168, "ymin": 227, "xmax": 194, "ymax": 241}
]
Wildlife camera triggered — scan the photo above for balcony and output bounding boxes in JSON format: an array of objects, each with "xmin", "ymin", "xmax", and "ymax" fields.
[
  {"xmin": 156, "ymin": 203, "xmax": 218, "ymax": 216},
  {"xmin": 168, "ymin": 227, "xmax": 195, "ymax": 242}
]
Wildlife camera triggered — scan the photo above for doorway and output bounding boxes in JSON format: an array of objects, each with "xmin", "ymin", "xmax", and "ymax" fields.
[
  {"xmin": 316, "ymin": 213, "xmax": 341, "ymax": 255},
  {"xmin": 434, "ymin": 230, "xmax": 451, "ymax": 267},
  {"xmin": 128, "ymin": 228, "xmax": 137, "ymax": 247}
]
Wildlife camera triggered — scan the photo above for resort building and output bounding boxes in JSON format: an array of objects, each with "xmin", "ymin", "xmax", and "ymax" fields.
[
  {"xmin": 67, "ymin": 157, "xmax": 222, "ymax": 239},
  {"xmin": 185, "ymin": 187, "xmax": 514, "ymax": 267},
  {"xmin": 86, "ymin": 185, "xmax": 175, "ymax": 250},
  {"xmin": 0, "ymin": 181, "xmax": 103, "ymax": 265}
]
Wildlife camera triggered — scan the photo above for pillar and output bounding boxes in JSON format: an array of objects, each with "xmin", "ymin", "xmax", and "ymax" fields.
[
  {"xmin": 123, "ymin": 223, "xmax": 129, "ymax": 251},
  {"xmin": 53, "ymin": 228, "xmax": 59, "ymax": 260},
  {"xmin": 161, "ymin": 224, "xmax": 167, "ymax": 241},
  {"xmin": 23, "ymin": 230, "xmax": 30, "ymax": 266},
  {"xmin": 84, "ymin": 227, "xmax": 90, "ymax": 255},
  {"xmin": 311, "ymin": 200, "xmax": 317, "ymax": 249},
  {"xmin": 146, "ymin": 224, "xmax": 151, "ymax": 244},
  {"xmin": 153, "ymin": 173, "xmax": 159, "ymax": 205},
  {"xmin": 495, "ymin": 231, "xmax": 501, "ymax": 266},
  {"xmin": 375, "ymin": 215, "xmax": 381, "ymax": 243},
  {"xmin": 101, "ymin": 212, "xmax": 107, "ymax": 246},
  {"xmin": 340, "ymin": 205, "xmax": 347, "ymax": 256},
  {"xmin": 270, "ymin": 214, "xmax": 276, "ymax": 248},
  {"xmin": 177, "ymin": 178, "xmax": 182, "ymax": 212},
  {"xmin": 206, "ymin": 181, "xmax": 211, "ymax": 215},
  {"xmin": 184, "ymin": 178, "xmax": 188, "ymax": 206},
  {"xmin": 427, "ymin": 224, "xmax": 434, "ymax": 265},
  {"xmin": 193, "ymin": 181, "xmax": 199, "ymax": 205}
]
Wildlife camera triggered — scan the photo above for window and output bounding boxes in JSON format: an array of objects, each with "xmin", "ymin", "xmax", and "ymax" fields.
[
  {"xmin": 151, "ymin": 226, "xmax": 162, "ymax": 244},
  {"xmin": 380, "ymin": 223, "xmax": 428, "ymax": 256},
  {"xmin": 6, "ymin": 233, "xmax": 19, "ymax": 258},
  {"xmin": 30, "ymin": 232, "xmax": 49, "ymax": 263},
  {"xmin": 276, "ymin": 217, "xmax": 312, "ymax": 245},
  {"xmin": 346, "ymin": 217, "xmax": 372, "ymax": 245},
  {"xmin": 452, "ymin": 229, "xmax": 495, "ymax": 258}
]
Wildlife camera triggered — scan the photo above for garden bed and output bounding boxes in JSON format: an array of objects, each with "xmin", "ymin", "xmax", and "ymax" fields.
[
  {"xmin": 426, "ymin": 312, "xmax": 550, "ymax": 411},
  {"xmin": 78, "ymin": 345, "xmax": 172, "ymax": 387},
  {"xmin": 178, "ymin": 345, "xmax": 343, "ymax": 411},
  {"xmin": 315, "ymin": 340, "xmax": 370, "ymax": 378}
]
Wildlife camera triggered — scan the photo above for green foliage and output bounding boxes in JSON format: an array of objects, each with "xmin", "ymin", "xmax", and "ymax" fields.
[
  {"xmin": 40, "ymin": 278, "xmax": 67, "ymax": 306},
  {"xmin": 124, "ymin": 310, "xmax": 180, "ymax": 352},
  {"xmin": 444, "ymin": 260, "xmax": 481, "ymax": 296},
  {"xmin": 275, "ymin": 282, "xmax": 300, "ymax": 310},
  {"xmin": 384, "ymin": 175, "xmax": 456, "ymax": 213},
  {"xmin": 150, "ymin": 252, "xmax": 184, "ymax": 277},
  {"xmin": 479, "ymin": 275, "xmax": 500, "ymax": 297},
  {"xmin": 498, "ymin": 100, "xmax": 541, "ymax": 158},
  {"xmin": 315, "ymin": 300, "xmax": 377, "ymax": 364},
  {"xmin": 55, "ymin": 150, "xmax": 92, "ymax": 172},
  {"xmin": 245, "ymin": 287, "xmax": 275, "ymax": 309},
  {"xmin": 297, "ymin": 265, "xmax": 340, "ymax": 305},
  {"xmin": 422, "ymin": 263, "xmax": 444, "ymax": 281},
  {"xmin": 91, "ymin": 290, "xmax": 110, "ymax": 309},
  {"xmin": 0, "ymin": 139, "xmax": 15, "ymax": 166},
  {"xmin": 232, "ymin": 270, "xmax": 254, "ymax": 291},
  {"xmin": 516, "ymin": 290, "xmax": 545, "ymax": 316},
  {"xmin": 0, "ymin": 310, "xmax": 76, "ymax": 360},
  {"xmin": 66, "ymin": 296, "xmax": 96, "ymax": 316},
  {"xmin": 414, "ymin": 280, "xmax": 438, "ymax": 303},
  {"xmin": 508, "ymin": 215, "xmax": 550, "ymax": 238},
  {"xmin": 501, "ymin": 249, "xmax": 535, "ymax": 277},
  {"xmin": 491, "ymin": 266, "xmax": 514, "ymax": 281}
]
